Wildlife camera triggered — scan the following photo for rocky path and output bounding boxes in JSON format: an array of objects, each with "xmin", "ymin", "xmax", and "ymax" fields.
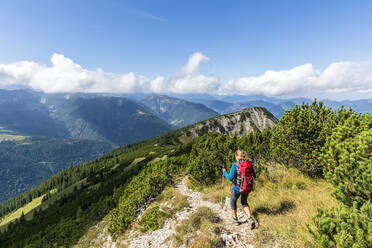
[{"xmin": 121, "ymin": 177, "xmax": 255, "ymax": 248}]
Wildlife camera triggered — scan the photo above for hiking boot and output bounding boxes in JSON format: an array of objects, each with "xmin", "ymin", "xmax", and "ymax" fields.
[
  {"xmin": 247, "ymin": 217, "xmax": 255, "ymax": 230},
  {"xmin": 232, "ymin": 217, "xmax": 239, "ymax": 226}
]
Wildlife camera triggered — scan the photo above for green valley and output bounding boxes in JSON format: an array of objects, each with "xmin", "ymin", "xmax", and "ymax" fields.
[{"xmin": 0, "ymin": 136, "xmax": 115, "ymax": 203}]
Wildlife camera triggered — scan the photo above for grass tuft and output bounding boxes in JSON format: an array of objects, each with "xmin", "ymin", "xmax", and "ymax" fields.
[
  {"xmin": 134, "ymin": 186, "xmax": 190, "ymax": 233},
  {"xmin": 138, "ymin": 206, "xmax": 168, "ymax": 232},
  {"xmin": 171, "ymin": 207, "xmax": 223, "ymax": 247}
]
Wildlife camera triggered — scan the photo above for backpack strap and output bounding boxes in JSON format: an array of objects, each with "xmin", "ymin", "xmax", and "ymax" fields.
[{"xmin": 232, "ymin": 161, "xmax": 239, "ymax": 186}]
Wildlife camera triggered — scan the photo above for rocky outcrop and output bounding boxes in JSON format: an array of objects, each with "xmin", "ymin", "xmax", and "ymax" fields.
[{"xmin": 180, "ymin": 107, "xmax": 278, "ymax": 140}]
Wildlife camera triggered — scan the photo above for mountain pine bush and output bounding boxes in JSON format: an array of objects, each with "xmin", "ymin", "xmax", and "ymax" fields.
[
  {"xmin": 321, "ymin": 113, "xmax": 371, "ymax": 207},
  {"xmin": 108, "ymin": 155, "xmax": 187, "ymax": 236},
  {"xmin": 270, "ymin": 100, "xmax": 353, "ymax": 176},
  {"xmin": 309, "ymin": 113, "xmax": 371, "ymax": 247},
  {"xmin": 187, "ymin": 133, "xmax": 236, "ymax": 185},
  {"xmin": 309, "ymin": 202, "xmax": 371, "ymax": 248},
  {"xmin": 238, "ymin": 128, "xmax": 272, "ymax": 163},
  {"xmin": 138, "ymin": 205, "xmax": 168, "ymax": 231}
]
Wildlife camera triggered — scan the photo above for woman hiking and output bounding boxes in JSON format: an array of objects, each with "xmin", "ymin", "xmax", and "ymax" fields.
[{"xmin": 223, "ymin": 149, "xmax": 256, "ymax": 229}]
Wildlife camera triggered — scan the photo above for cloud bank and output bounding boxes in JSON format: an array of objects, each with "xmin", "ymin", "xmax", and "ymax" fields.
[
  {"xmin": 221, "ymin": 62, "xmax": 372, "ymax": 98},
  {"xmin": 1, "ymin": 52, "xmax": 372, "ymax": 99},
  {"xmin": 0, "ymin": 52, "xmax": 219, "ymax": 95}
]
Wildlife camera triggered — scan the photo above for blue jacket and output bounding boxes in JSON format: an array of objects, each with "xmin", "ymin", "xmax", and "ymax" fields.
[{"xmin": 223, "ymin": 162, "xmax": 240, "ymax": 194}]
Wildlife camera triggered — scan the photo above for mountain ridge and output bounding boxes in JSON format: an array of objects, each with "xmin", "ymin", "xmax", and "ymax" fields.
[
  {"xmin": 177, "ymin": 107, "xmax": 277, "ymax": 142},
  {"xmin": 0, "ymin": 90, "xmax": 173, "ymax": 146},
  {"xmin": 140, "ymin": 95, "xmax": 219, "ymax": 128}
]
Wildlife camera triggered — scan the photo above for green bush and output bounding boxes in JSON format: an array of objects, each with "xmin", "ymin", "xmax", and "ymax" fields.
[
  {"xmin": 321, "ymin": 113, "xmax": 372, "ymax": 207},
  {"xmin": 187, "ymin": 133, "xmax": 236, "ymax": 185},
  {"xmin": 295, "ymin": 181, "xmax": 306, "ymax": 190},
  {"xmin": 188, "ymin": 130, "xmax": 273, "ymax": 186},
  {"xmin": 309, "ymin": 113, "xmax": 372, "ymax": 247},
  {"xmin": 270, "ymin": 99, "xmax": 352, "ymax": 176},
  {"xmin": 237, "ymin": 128, "xmax": 272, "ymax": 164},
  {"xmin": 108, "ymin": 155, "xmax": 187, "ymax": 236},
  {"xmin": 138, "ymin": 206, "xmax": 168, "ymax": 231},
  {"xmin": 308, "ymin": 202, "xmax": 372, "ymax": 248}
]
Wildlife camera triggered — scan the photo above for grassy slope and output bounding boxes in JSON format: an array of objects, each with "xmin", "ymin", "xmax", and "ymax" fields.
[
  {"xmin": 0, "ymin": 126, "xmax": 27, "ymax": 142},
  {"xmin": 0, "ymin": 178, "xmax": 87, "ymax": 231},
  {"xmin": 0, "ymin": 157, "xmax": 151, "ymax": 229},
  {"xmin": 0, "ymin": 194, "xmax": 45, "ymax": 228},
  {"xmin": 0, "ymin": 133, "xmax": 178, "ymax": 247},
  {"xmin": 200, "ymin": 166, "xmax": 336, "ymax": 248},
  {"xmin": 0, "ymin": 134, "xmax": 27, "ymax": 142}
]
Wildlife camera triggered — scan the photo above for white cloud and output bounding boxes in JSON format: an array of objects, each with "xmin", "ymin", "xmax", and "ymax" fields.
[
  {"xmin": 0, "ymin": 52, "xmax": 218, "ymax": 95},
  {"xmin": 148, "ymin": 53, "xmax": 219, "ymax": 94},
  {"xmin": 179, "ymin": 52, "xmax": 209, "ymax": 75},
  {"xmin": 220, "ymin": 61, "xmax": 372, "ymax": 99},
  {"xmin": 0, "ymin": 61, "xmax": 41, "ymax": 86},
  {"xmin": 220, "ymin": 64, "xmax": 319, "ymax": 96},
  {"xmin": 0, "ymin": 53, "xmax": 372, "ymax": 99}
]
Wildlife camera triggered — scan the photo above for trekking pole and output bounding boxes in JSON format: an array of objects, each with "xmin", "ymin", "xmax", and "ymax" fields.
[{"xmin": 221, "ymin": 167, "xmax": 225, "ymax": 209}]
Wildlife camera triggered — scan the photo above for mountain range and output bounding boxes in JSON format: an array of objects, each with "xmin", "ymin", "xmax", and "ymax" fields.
[
  {"xmin": 0, "ymin": 89, "xmax": 172, "ymax": 145},
  {"xmin": 0, "ymin": 90, "xmax": 173, "ymax": 202},
  {"xmin": 0, "ymin": 89, "xmax": 371, "ymax": 204},
  {"xmin": 164, "ymin": 93, "xmax": 372, "ymax": 118},
  {"xmin": 140, "ymin": 95, "xmax": 219, "ymax": 128}
]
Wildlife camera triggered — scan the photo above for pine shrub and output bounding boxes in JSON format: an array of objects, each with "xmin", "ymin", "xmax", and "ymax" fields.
[
  {"xmin": 237, "ymin": 128, "xmax": 271, "ymax": 162},
  {"xmin": 187, "ymin": 133, "xmax": 236, "ymax": 185},
  {"xmin": 309, "ymin": 113, "xmax": 372, "ymax": 247},
  {"xmin": 108, "ymin": 156, "xmax": 187, "ymax": 236},
  {"xmin": 138, "ymin": 206, "xmax": 168, "ymax": 231},
  {"xmin": 270, "ymin": 100, "xmax": 352, "ymax": 176},
  {"xmin": 308, "ymin": 202, "xmax": 371, "ymax": 248},
  {"xmin": 321, "ymin": 113, "xmax": 371, "ymax": 207}
]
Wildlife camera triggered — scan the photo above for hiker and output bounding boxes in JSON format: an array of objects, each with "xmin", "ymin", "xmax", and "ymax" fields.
[{"xmin": 222, "ymin": 149, "xmax": 256, "ymax": 229}]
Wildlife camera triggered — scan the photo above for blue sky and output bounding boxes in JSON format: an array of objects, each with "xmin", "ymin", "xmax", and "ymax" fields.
[{"xmin": 0, "ymin": 0, "xmax": 372, "ymax": 99}]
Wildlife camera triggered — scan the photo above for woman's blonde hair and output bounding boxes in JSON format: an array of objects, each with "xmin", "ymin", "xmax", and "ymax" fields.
[{"xmin": 235, "ymin": 149, "xmax": 249, "ymax": 161}]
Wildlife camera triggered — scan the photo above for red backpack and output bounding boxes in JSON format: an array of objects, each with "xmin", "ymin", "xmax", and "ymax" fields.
[{"xmin": 236, "ymin": 160, "xmax": 254, "ymax": 194}]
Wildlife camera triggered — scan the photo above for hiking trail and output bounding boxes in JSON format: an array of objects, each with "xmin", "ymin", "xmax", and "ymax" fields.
[
  {"xmin": 123, "ymin": 176, "xmax": 255, "ymax": 247},
  {"xmin": 81, "ymin": 176, "xmax": 256, "ymax": 247}
]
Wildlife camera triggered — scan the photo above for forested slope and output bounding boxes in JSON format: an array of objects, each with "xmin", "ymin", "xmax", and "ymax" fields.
[
  {"xmin": 0, "ymin": 136, "xmax": 114, "ymax": 202},
  {"xmin": 48, "ymin": 96, "xmax": 173, "ymax": 145},
  {"xmin": 0, "ymin": 89, "xmax": 173, "ymax": 146}
]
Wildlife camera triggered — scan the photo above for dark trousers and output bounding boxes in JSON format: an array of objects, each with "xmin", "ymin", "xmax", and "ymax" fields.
[{"xmin": 230, "ymin": 190, "xmax": 248, "ymax": 210}]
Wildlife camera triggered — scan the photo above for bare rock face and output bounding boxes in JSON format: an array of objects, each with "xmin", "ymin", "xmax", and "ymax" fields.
[{"xmin": 181, "ymin": 107, "xmax": 278, "ymax": 139}]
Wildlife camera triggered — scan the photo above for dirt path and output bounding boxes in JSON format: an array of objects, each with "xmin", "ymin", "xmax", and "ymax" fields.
[{"xmin": 122, "ymin": 177, "xmax": 255, "ymax": 248}]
